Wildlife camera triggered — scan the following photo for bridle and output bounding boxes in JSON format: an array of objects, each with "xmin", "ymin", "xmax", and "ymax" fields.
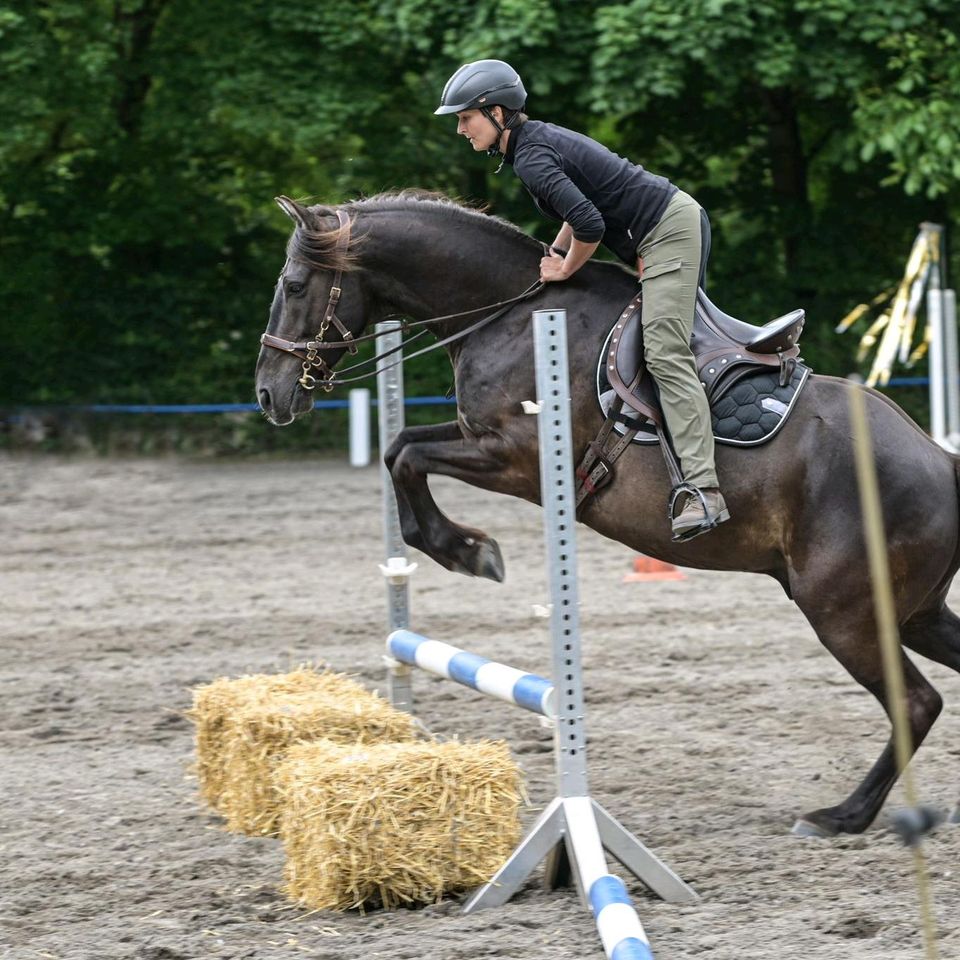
[
  {"xmin": 258, "ymin": 208, "xmax": 546, "ymax": 392},
  {"xmin": 259, "ymin": 209, "xmax": 359, "ymax": 391}
]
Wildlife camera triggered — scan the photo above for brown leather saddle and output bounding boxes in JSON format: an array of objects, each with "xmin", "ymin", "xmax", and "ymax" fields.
[
  {"xmin": 575, "ymin": 289, "xmax": 806, "ymax": 516},
  {"xmin": 607, "ymin": 288, "xmax": 804, "ymax": 427}
]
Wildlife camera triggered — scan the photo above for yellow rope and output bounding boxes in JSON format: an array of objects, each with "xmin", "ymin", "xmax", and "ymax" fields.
[{"xmin": 847, "ymin": 381, "xmax": 939, "ymax": 960}]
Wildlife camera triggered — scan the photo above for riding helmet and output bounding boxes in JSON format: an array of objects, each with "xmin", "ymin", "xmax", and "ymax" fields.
[{"xmin": 434, "ymin": 60, "xmax": 527, "ymax": 114}]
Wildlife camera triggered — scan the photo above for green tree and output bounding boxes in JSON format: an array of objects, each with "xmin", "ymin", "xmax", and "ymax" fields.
[
  {"xmin": 589, "ymin": 1, "xmax": 957, "ymax": 357},
  {"xmin": 1, "ymin": 0, "xmax": 957, "ymax": 412},
  {"xmin": 856, "ymin": 25, "xmax": 960, "ymax": 198}
]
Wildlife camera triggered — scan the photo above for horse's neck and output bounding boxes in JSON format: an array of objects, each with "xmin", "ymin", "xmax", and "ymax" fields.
[{"xmin": 358, "ymin": 207, "xmax": 542, "ymax": 334}]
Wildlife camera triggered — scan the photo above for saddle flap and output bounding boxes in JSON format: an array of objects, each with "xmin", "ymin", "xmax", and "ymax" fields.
[
  {"xmin": 606, "ymin": 291, "xmax": 662, "ymax": 426},
  {"xmin": 611, "ymin": 292, "xmax": 643, "ymax": 390}
]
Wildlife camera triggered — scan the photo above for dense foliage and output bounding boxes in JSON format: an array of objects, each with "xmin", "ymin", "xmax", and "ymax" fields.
[{"xmin": 2, "ymin": 0, "xmax": 958, "ymax": 410}]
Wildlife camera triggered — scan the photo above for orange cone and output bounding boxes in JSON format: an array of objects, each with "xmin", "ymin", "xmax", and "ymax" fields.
[{"xmin": 622, "ymin": 555, "xmax": 686, "ymax": 583}]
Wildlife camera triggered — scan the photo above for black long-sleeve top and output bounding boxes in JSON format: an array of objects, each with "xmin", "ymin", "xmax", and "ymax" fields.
[{"xmin": 503, "ymin": 119, "xmax": 677, "ymax": 264}]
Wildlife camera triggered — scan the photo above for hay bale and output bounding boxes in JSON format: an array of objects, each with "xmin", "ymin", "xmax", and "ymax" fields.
[
  {"xmin": 275, "ymin": 738, "xmax": 524, "ymax": 911},
  {"xmin": 188, "ymin": 667, "xmax": 418, "ymax": 835}
]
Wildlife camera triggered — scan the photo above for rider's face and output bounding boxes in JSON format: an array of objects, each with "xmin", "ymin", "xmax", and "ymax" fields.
[{"xmin": 456, "ymin": 108, "xmax": 502, "ymax": 152}]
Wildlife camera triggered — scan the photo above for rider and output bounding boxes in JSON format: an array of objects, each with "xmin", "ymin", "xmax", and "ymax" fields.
[{"xmin": 435, "ymin": 59, "xmax": 729, "ymax": 541}]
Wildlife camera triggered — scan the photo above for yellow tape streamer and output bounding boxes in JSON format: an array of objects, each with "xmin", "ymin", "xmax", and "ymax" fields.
[
  {"xmin": 835, "ymin": 285, "xmax": 896, "ymax": 334},
  {"xmin": 857, "ymin": 313, "xmax": 890, "ymax": 364},
  {"xmin": 847, "ymin": 225, "xmax": 942, "ymax": 386},
  {"xmin": 908, "ymin": 325, "xmax": 931, "ymax": 365}
]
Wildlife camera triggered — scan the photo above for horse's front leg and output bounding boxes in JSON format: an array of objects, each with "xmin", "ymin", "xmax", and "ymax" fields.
[
  {"xmin": 383, "ymin": 421, "xmax": 463, "ymax": 564},
  {"xmin": 384, "ymin": 421, "xmax": 535, "ymax": 582}
]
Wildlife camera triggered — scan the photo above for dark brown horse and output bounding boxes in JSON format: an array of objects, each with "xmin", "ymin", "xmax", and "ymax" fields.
[{"xmin": 255, "ymin": 192, "xmax": 960, "ymax": 838}]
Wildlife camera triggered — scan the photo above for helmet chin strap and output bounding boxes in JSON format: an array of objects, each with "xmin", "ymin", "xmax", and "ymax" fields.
[
  {"xmin": 480, "ymin": 106, "xmax": 506, "ymax": 157},
  {"xmin": 480, "ymin": 106, "xmax": 522, "ymax": 172}
]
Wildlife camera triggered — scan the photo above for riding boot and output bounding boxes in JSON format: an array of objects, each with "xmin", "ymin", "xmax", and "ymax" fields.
[{"xmin": 671, "ymin": 487, "xmax": 730, "ymax": 541}]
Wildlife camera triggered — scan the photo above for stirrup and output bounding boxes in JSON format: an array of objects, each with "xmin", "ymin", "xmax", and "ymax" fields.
[{"xmin": 668, "ymin": 483, "xmax": 726, "ymax": 543}]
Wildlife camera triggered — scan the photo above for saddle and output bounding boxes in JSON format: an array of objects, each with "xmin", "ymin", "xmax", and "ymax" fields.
[
  {"xmin": 575, "ymin": 288, "xmax": 808, "ymax": 516},
  {"xmin": 606, "ymin": 289, "xmax": 804, "ymax": 427}
]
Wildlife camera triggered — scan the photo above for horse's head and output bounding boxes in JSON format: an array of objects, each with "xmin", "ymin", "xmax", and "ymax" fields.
[{"xmin": 255, "ymin": 196, "xmax": 370, "ymax": 425}]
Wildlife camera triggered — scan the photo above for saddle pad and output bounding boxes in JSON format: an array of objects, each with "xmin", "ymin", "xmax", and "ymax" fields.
[{"xmin": 596, "ymin": 335, "xmax": 811, "ymax": 447}]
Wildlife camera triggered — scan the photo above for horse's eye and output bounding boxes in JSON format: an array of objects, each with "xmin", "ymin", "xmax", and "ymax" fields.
[{"xmin": 286, "ymin": 281, "xmax": 305, "ymax": 296}]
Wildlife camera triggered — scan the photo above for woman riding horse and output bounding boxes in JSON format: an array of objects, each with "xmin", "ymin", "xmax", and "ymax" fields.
[{"xmin": 435, "ymin": 59, "xmax": 728, "ymax": 541}]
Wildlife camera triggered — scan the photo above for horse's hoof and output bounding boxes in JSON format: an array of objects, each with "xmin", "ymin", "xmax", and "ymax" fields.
[
  {"xmin": 473, "ymin": 538, "xmax": 505, "ymax": 582},
  {"xmin": 949, "ymin": 805, "xmax": 960, "ymax": 825},
  {"xmin": 791, "ymin": 818, "xmax": 837, "ymax": 839}
]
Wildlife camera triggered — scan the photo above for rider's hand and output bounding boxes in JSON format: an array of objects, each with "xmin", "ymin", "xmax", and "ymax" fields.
[{"xmin": 540, "ymin": 249, "xmax": 568, "ymax": 283}]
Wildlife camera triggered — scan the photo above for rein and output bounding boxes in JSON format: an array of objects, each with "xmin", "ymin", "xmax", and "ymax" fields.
[{"xmin": 258, "ymin": 209, "xmax": 546, "ymax": 392}]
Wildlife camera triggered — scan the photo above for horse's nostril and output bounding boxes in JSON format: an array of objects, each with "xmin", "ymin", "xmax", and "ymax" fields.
[{"xmin": 258, "ymin": 388, "xmax": 272, "ymax": 412}]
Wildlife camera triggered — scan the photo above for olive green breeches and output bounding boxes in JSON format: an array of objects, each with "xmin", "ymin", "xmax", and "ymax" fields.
[{"xmin": 636, "ymin": 191, "xmax": 718, "ymax": 490}]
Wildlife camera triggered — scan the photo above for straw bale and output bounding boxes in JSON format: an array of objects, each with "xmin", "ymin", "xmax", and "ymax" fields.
[
  {"xmin": 188, "ymin": 667, "xmax": 418, "ymax": 836},
  {"xmin": 275, "ymin": 738, "xmax": 524, "ymax": 911}
]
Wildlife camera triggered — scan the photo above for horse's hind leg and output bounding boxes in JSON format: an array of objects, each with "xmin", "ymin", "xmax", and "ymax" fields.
[
  {"xmin": 901, "ymin": 601, "xmax": 960, "ymax": 670},
  {"xmin": 900, "ymin": 603, "xmax": 960, "ymax": 823},
  {"xmin": 791, "ymin": 596, "xmax": 943, "ymax": 837}
]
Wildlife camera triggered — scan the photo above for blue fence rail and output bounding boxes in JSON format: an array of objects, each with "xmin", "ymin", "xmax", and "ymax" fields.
[
  {"xmin": 82, "ymin": 396, "xmax": 457, "ymax": 414},
  {"xmin": 3, "ymin": 377, "xmax": 936, "ymax": 419}
]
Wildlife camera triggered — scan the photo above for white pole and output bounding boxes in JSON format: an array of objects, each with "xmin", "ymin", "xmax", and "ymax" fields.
[
  {"xmin": 375, "ymin": 324, "xmax": 416, "ymax": 711},
  {"xmin": 943, "ymin": 289, "xmax": 960, "ymax": 447},
  {"xmin": 928, "ymin": 291, "xmax": 947, "ymax": 448},
  {"xmin": 375, "ymin": 324, "xmax": 414, "ymax": 631},
  {"xmin": 348, "ymin": 388, "xmax": 371, "ymax": 467}
]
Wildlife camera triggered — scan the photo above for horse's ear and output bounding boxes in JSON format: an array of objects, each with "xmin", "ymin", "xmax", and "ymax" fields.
[{"xmin": 275, "ymin": 196, "xmax": 313, "ymax": 230}]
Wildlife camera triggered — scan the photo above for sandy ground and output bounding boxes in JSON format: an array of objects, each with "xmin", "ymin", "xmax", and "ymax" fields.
[{"xmin": 2, "ymin": 453, "xmax": 959, "ymax": 960}]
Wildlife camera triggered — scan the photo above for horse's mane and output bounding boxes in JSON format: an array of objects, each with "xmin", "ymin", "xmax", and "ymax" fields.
[{"xmin": 287, "ymin": 190, "xmax": 539, "ymax": 272}]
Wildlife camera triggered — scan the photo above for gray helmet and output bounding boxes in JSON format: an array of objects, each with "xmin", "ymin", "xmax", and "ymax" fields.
[{"xmin": 435, "ymin": 60, "xmax": 527, "ymax": 115}]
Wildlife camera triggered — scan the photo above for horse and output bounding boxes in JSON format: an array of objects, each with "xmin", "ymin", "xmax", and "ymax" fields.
[{"xmin": 255, "ymin": 191, "xmax": 960, "ymax": 839}]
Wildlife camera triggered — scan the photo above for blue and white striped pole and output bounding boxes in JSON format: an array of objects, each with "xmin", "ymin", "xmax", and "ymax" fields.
[
  {"xmin": 565, "ymin": 797, "xmax": 653, "ymax": 960},
  {"xmin": 591, "ymin": 875, "xmax": 654, "ymax": 960},
  {"xmin": 386, "ymin": 629, "xmax": 555, "ymax": 718}
]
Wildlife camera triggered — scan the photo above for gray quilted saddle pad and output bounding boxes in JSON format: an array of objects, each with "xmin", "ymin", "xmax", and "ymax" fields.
[{"xmin": 597, "ymin": 356, "xmax": 811, "ymax": 447}]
